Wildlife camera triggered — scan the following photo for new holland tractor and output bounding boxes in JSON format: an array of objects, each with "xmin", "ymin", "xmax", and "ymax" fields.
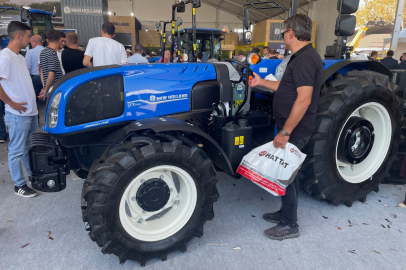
[
  {"xmin": 0, "ymin": 7, "xmax": 54, "ymax": 49},
  {"xmin": 28, "ymin": 0, "xmax": 405, "ymax": 266}
]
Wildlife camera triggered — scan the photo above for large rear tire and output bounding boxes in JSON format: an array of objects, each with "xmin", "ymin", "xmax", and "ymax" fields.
[
  {"xmin": 81, "ymin": 133, "xmax": 219, "ymax": 266},
  {"xmin": 301, "ymin": 70, "xmax": 403, "ymax": 206}
]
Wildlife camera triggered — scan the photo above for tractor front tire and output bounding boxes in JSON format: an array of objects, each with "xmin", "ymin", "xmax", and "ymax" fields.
[
  {"xmin": 81, "ymin": 134, "xmax": 219, "ymax": 266},
  {"xmin": 301, "ymin": 70, "xmax": 403, "ymax": 206}
]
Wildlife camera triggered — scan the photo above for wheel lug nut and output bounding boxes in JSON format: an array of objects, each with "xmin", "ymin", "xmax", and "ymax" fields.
[
  {"xmin": 140, "ymin": 179, "xmax": 145, "ymax": 183},
  {"xmin": 138, "ymin": 218, "xmax": 143, "ymax": 223},
  {"xmin": 131, "ymin": 196, "xmax": 136, "ymax": 201},
  {"xmin": 170, "ymin": 188, "xmax": 173, "ymax": 192},
  {"xmin": 174, "ymin": 200, "xmax": 180, "ymax": 205},
  {"xmin": 142, "ymin": 210, "xmax": 146, "ymax": 214},
  {"xmin": 160, "ymin": 175, "xmax": 164, "ymax": 179}
]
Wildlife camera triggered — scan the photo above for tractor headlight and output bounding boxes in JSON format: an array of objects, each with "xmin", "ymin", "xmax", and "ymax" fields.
[{"xmin": 47, "ymin": 92, "xmax": 61, "ymax": 128}]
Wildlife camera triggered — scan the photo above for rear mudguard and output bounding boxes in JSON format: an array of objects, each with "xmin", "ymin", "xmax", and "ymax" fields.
[{"xmin": 124, "ymin": 117, "xmax": 234, "ymax": 176}]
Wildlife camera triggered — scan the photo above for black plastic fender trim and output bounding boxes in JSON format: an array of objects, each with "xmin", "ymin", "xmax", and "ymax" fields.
[
  {"xmin": 322, "ymin": 60, "xmax": 393, "ymax": 85},
  {"xmin": 124, "ymin": 117, "xmax": 234, "ymax": 176}
]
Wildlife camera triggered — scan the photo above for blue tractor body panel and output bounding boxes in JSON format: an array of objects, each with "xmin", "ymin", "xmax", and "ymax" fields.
[{"xmin": 44, "ymin": 63, "xmax": 217, "ymax": 134}]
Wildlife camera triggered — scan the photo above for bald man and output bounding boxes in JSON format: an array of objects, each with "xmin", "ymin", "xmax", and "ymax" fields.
[{"xmin": 25, "ymin": 35, "xmax": 44, "ymax": 98}]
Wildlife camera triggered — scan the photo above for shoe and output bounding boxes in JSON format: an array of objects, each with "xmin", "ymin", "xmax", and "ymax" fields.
[
  {"xmin": 262, "ymin": 211, "xmax": 282, "ymax": 223},
  {"xmin": 398, "ymin": 202, "xmax": 406, "ymax": 208},
  {"xmin": 264, "ymin": 222, "xmax": 300, "ymax": 240},
  {"xmin": 0, "ymin": 139, "xmax": 6, "ymax": 143},
  {"xmin": 14, "ymin": 185, "xmax": 38, "ymax": 198}
]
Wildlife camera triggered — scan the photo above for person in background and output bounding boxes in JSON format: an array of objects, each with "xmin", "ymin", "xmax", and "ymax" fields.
[
  {"xmin": 62, "ymin": 32, "xmax": 85, "ymax": 73},
  {"xmin": 368, "ymin": 50, "xmax": 378, "ymax": 61},
  {"xmin": 197, "ymin": 53, "xmax": 203, "ymax": 62},
  {"xmin": 380, "ymin": 50, "xmax": 398, "ymax": 69},
  {"xmin": 83, "ymin": 22, "xmax": 127, "ymax": 67},
  {"xmin": 277, "ymin": 54, "xmax": 285, "ymax": 59},
  {"xmin": 0, "ymin": 21, "xmax": 39, "ymax": 197},
  {"xmin": 57, "ymin": 31, "xmax": 66, "ymax": 75},
  {"xmin": 78, "ymin": 45, "xmax": 85, "ymax": 52},
  {"xmin": 38, "ymin": 29, "xmax": 63, "ymax": 100},
  {"xmin": 126, "ymin": 49, "xmax": 133, "ymax": 58},
  {"xmin": 268, "ymin": 49, "xmax": 279, "ymax": 59},
  {"xmin": 249, "ymin": 14, "xmax": 323, "ymax": 240},
  {"xmin": 0, "ymin": 35, "xmax": 7, "ymax": 143},
  {"xmin": 399, "ymin": 53, "xmax": 406, "ymax": 62},
  {"xmin": 25, "ymin": 35, "xmax": 43, "ymax": 98},
  {"xmin": 237, "ymin": 51, "xmax": 245, "ymax": 62},
  {"xmin": 128, "ymin": 44, "xmax": 148, "ymax": 64},
  {"xmin": 159, "ymin": 50, "xmax": 171, "ymax": 63},
  {"xmin": 263, "ymin": 47, "xmax": 270, "ymax": 59},
  {"xmin": 251, "ymin": 47, "xmax": 260, "ymax": 54}
]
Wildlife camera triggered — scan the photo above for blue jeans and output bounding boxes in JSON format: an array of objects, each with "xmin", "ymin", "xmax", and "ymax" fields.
[
  {"xmin": 0, "ymin": 100, "xmax": 7, "ymax": 140},
  {"xmin": 31, "ymin": 75, "xmax": 42, "ymax": 98},
  {"xmin": 4, "ymin": 112, "xmax": 38, "ymax": 187}
]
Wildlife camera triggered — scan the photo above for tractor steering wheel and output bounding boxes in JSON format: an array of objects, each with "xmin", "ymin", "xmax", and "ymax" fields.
[{"xmin": 223, "ymin": 58, "xmax": 254, "ymax": 83}]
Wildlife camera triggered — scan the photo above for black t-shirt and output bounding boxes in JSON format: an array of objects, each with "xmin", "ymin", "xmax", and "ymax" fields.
[
  {"xmin": 62, "ymin": 48, "xmax": 85, "ymax": 74},
  {"xmin": 273, "ymin": 44, "xmax": 323, "ymax": 138}
]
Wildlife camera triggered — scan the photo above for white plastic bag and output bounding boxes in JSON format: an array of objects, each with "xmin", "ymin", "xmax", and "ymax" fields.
[{"xmin": 237, "ymin": 141, "xmax": 306, "ymax": 196}]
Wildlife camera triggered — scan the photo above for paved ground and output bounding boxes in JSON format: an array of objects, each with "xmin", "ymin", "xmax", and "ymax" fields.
[{"xmin": 0, "ymin": 105, "xmax": 406, "ymax": 270}]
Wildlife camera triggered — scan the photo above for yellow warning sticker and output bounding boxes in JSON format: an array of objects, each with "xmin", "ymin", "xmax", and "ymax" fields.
[
  {"xmin": 233, "ymin": 100, "xmax": 243, "ymax": 108},
  {"xmin": 235, "ymin": 137, "xmax": 239, "ymax": 145},
  {"xmin": 193, "ymin": 44, "xmax": 197, "ymax": 51},
  {"xmin": 193, "ymin": 8, "xmax": 196, "ymax": 15},
  {"xmin": 172, "ymin": 21, "xmax": 175, "ymax": 27},
  {"xmin": 239, "ymin": 136, "xmax": 244, "ymax": 145}
]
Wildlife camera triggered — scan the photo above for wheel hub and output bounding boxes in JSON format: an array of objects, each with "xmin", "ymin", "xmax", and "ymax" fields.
[
  {"xmin": 136, "ymin": 179, "xmax": 170, "ymax": 212},
  {"xmin": 338, "ymin": 116, "xmax": 375, "ymax": 164}
]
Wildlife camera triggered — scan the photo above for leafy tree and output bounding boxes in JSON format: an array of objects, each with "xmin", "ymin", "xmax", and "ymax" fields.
[{"xmin": 356, "ymin": 0, "xmax": 406, "ymax": 27}]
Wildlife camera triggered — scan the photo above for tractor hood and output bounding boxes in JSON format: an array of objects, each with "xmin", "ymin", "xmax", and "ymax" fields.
[{"xmin": 44, "ymin": 63, "xmax": 219, "ymax": 135}]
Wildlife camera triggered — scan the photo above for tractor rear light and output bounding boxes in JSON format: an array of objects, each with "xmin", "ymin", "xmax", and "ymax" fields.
[
  {"xmin": 48, "ymin": 92, "xmax": 61, "ymax": 128},
  {"xmin": 247, "ymin": 53, "xmax": 261, "ymax": 65}
]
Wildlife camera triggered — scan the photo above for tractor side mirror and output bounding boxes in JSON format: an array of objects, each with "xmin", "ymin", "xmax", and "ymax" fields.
[
  {"xmin": 335, "ymin": 15, "xmax": 356, "ymax": 36},
  {"xmin": 335, "ymin": 0, "xmax": 360, "ymax": 36},
  {"xmin": 243, "ymin": 31, "xmax": 252, "ymax": 45},
  {"xmin": 243, "ymin": 8, "xmax": 250, "ymax": 31},
  {"xmin": 175, "ymin": 17, "xmax": 183, "ymax": 27},
  {"xmin": 177, "ymin": 3, "xmax": 186, "ymax": 13},
  {"xmin": 21, "ymin": 9, "xmax": 28, "ymax": 22}
]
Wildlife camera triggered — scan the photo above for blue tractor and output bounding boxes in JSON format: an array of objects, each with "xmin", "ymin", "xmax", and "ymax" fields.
[
  {"xmin": 28, "ymin": 0, "xmax": 404, "ymax": 266},
  {"xmin": 0, "ymin": 7, "xmax": 54, "ymax": 49}
]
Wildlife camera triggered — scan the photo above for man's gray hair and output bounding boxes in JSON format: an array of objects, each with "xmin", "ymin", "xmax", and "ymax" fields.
[
  {"xmin": 284, "ymin": 14, "xmax": 312, "ymax": 42},
  {"xmin": 134, "ymin": 44, "xmax": 144, "ymax": 53}
]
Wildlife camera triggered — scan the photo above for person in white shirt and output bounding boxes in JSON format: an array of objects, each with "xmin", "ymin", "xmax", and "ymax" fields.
[
  {"xmin": 0, "ymin": 21, "xmax": 39, "ymax": 198},
  {"xmin": 25, "ymin": 35, "xmax": 44, "ymax": 97},
  {"xmin": 128, "ymin": 44, "xmax": 148, "ymax": 64},
  {"xmin": 83, "ymin": 22, "xmax": 128, "ymax": 67},
  {"xmin": 56, "ymin": 31, "xmax": 66, "ymax": 75}
]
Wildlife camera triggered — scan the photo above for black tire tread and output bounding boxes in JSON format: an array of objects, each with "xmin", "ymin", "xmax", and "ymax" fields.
[{"xmin": 81, "ymin": 133, "xmax": 219, "ymax": 266}]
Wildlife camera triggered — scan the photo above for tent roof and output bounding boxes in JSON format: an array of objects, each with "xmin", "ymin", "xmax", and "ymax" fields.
[
  {"xmin": 201, "ymin": 0, "xmax": 309, "ymax": 22},
  {"xmin": 384, "ymin": 28, "xmax": 406, "ymax": 44}
]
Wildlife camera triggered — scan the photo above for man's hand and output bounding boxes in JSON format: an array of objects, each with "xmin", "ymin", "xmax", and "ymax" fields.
[
  {"xmin": 248, "ymin": 72, "xmax": 263, "ymax": 87},
  {"xmin": 273, "ymin": 132, "xmax": 290, "ymax": 149},
  {"xmin": 38, "ymin": 89, "xmax": 47, "ymax": 101},
  {"xmin": 10, "ymin": 101, "xmax": 27, "ymax": 114}
]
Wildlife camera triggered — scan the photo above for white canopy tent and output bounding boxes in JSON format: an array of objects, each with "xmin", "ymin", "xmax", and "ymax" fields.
[{"xmin": 382, "ymin": 28, "xmax": 406, "ymax": 60}]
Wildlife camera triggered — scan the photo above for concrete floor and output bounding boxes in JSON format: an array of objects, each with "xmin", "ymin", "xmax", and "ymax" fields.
[{"xmin": 0, "ymin": 105, "xmax": 406, "ymax": 270}]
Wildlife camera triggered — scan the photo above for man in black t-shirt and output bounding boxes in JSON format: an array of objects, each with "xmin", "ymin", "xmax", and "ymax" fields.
[
  {"xmin": 62, "ymin": 32, "xmax": 85, "ymax": 74},
  {"xmin": 249, "ymin": 14, "xmax": 323, "ymax": 240}
]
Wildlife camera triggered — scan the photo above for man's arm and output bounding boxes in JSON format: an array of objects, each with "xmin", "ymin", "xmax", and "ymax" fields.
[
  {"xmin": 38, "ymin": 72, "xmax": 55, "ymax": 100},
  {"xmin": 248, "ymin": 72, "xmax": 280, "ymax": 92},
  {"xmin": 39, "ymin": 64, "xmax": 44, "ymax": 87},
  {"xmin": 0, "ymin": 78, "xmax": 27, "ymax": 114},
  {"xmin": 83, "ymin": 55, "xmax": 93, "ymax": 67}
]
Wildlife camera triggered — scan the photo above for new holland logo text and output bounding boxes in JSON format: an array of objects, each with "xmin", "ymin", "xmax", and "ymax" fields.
[{"xmin": 258, "ymin": 151, "xmax": 289, "ymax": 168}]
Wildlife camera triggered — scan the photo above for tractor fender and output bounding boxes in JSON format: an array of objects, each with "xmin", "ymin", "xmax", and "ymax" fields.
[
  {"xmin": 322, "ymin": 60, "xmax": 392, "ymax": 85},
  {"xmin": 123, "ymin": 117, "xmax": 234, "ymax": 176}
]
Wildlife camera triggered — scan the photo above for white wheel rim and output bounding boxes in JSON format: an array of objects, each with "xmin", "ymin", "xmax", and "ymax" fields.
[
  {"xmin": 119, "ymin": 165, "xmax": 197, "ymax": 242},
  {"xmin": 335, "ymin": 102, "xmax": 392, "ymax": 184}
]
